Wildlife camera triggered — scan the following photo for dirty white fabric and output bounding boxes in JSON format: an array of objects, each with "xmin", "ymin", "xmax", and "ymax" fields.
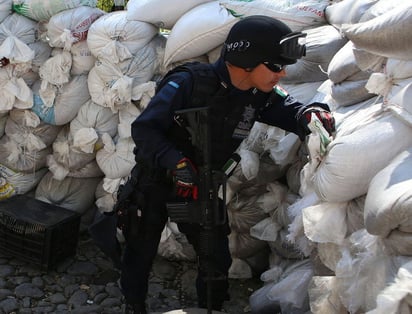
[
  {"xmin": 126, "ymin": 0, "xmax": 212, "ymax": 29},
  {"xmin": 342, "ymin": 3, "xmax": 412, "ymax": 61},
  {"xmin": 365, "ymin": 148, "xmax": 412, "ymax": 237},
  {"xmin": 219, "ymin": 0, "xmax": 329, "ymax": 31},
  {"xmin": 87, "ymin": 11, "xmax": 158, "ymax": 64},
  {"xmin": 163, "ymin": 1, "xmax": 237, "ymax": 67},
  {"xmin": 95, "ymin": 134, "xmax": 135, "ymax": 179},
  {"xmin": 11, "ymin": 0, "xmax": 97, "ymax": 22},
  {"xmin": 46, "ymin": 6, "xmax": 105, "ymax": 50}
]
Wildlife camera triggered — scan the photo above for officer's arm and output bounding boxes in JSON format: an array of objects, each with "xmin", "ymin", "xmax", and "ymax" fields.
[
  {"xmin": 257, "ymin": 86, "xmax": 306, "ymax": 134},
  {"xmin": 257, "ymin": 86, "xmax": 334, "ymax": 139},
  {"xmin": 131, "ymin": 72, "xmax": 192, "ymax": 169}
]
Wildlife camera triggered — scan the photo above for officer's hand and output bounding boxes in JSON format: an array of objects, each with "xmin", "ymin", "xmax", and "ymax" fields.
[
  {"xmin": 297, "ymin": 105, "xmax": 335, "ymax": 141},
  {"xmin": 173, "ymin": 157, "xmax": 198, "ymax": 200}
]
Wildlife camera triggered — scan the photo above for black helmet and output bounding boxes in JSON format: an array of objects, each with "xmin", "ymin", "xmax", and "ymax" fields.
[{"xmin": 222, "ymin": 15, "xmax": 307, "ymax": 68}]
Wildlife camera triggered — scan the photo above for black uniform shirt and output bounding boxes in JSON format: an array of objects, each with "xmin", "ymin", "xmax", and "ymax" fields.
[{"xmin": 131, "ymin": 58, "xmax": 306, "ymax": 170}]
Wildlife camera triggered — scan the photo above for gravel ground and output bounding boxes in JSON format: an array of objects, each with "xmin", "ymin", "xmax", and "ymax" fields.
[{"xmin": 0, "ymin": 232, "xmax": 263, "ymax": 314}]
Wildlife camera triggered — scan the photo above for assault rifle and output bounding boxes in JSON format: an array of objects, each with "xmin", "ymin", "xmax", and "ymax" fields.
[{"xmin": 166, "ymin": 106, "xmax": 239, "ymax": 314}]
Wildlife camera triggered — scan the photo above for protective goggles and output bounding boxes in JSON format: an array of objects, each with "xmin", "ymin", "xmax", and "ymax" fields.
[
  {"xmin": 262, "ymin": 62, "xmax": 287, "ymax": 73},
  {"xmin": 279, "ymin": 32, "xmax": 307, "ymax": 60}
]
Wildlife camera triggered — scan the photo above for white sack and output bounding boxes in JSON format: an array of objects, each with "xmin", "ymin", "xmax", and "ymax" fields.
[
  {"xmin": 228, "ymin": 257, "xmax": 253, "ymax": 279},
  {"xmin": 219, "ymin": 0, "xmax": 329, "ymax": 31},
  {"xmin": 5, "ymin": 109, "xmax": 60, "ymax": 150},
  {"xmin": 28, "ymin": 40, "xmax": 52, "ymax": 74},
  {"xmin": 94, "ymin": 179, "xmax": 116, "ymax": 213},
  {"xmin": 335, "ymin": 229, "xmax": 410, "ymax": 313},
  {"xmin": 325, "ymin": 0, "xmax": 379, "ymax": 29},
  {"xmin": 328, "ymin": 41, "xmax": 371, "ymax": 84},
  {"xmin": 314, "ymin": 112, "xmax": 412, "ymax": 203},
  {"xmin": 367, "ymin": 260, "xmax": 412, "ymax": 314},
  {"xmin": 250, "ymin": 260, "xmax": 313, "ymax": 313},
  {"xmin": 0, "ymin": 0, "xmax": 11, "ymax": 24},
  {"xmin": 70, "ymin": 40, "xmax": 95, "ymax": 75},
  {"xmin": 359, "ymin": 0, "xmax": 401, "ymax": 22},
  {"xmin": 308, "ymin": 276, "xmax": 347, "ymax": 314},
  {"xmin": 281, "ymin": 25, "xmax": 347, "ymax": 84},
  {"xmin": 227, "ymin": 193, "xmax": 267, "ymax": 234},
  {"xmin": 302, "ymin": 201, "xmax": 347, "ymax": 245},
  {"xmin": 255, "ymin": 181, "xmax": 289, "ymax": 215},
  {"xmin": 163, "ymin": 1, "xmax": 237, "ymax": 67},
  {"xmin": 46, "ymin": 6, "xmax": 105, "ymax": 50},
  {"xmin": 250, "ymin": 215, "xmax": 282, "ymax": 242},
  {"xmin": 365, "ymin": 148, "xmax": 412, "ymax": 237},
  {"xmin": 0, "ymin": 134, "xmax": 51, "ymax": 172},
  {"xmin": 38, "ymin": 50, "xmax": 72, "ymax": 86},
  {"xmin": 330, "ymin": 79, "xmax": 375, "ymax": 108},
  {"xmin": 11, "ymin": 0, "xmax": 97, "ymax": 22},
  {"xmin": 87, "ymin": 11, "xmax": 158, "ymax": 63},
  {"xmin": 352, "ymin": 48, "xmax": 386, "ymax": 73},
  {"xmin": 341, "ymin": 3, "xmax": 412, "ymax": 61},
  {"xmin": 51, "ymin": 125, "xmax": 96, "ymax": 174},
  {"xmin": 0, "ymin": 13, "xmax": 38, "ymax": 44},
  {"xmin": 31, "ymin": 74, "xmax": 90, "ymax": 125},
  {"xmin": 365, "ymin": 59, "xmax": 412, "ymax": 103},
  {"xmin": 117, "ymin": 102, "xmax": 141, "ymax": 139},
  {"xmin": 96, "ymin": 134, "xmax": 135, "ymax": 179},
  {"xmin": 126, "ymin": 0, "xmax": 212, "ymax": 29},
  {"xmin": 0, "ymin": 163, "xmax": 47, "ymax": 198},
  {"xmin": 88, "ymin": 37, "xmax": 163, "ymax": 112},
  {"xmin": 0, "ymin": 66, "xmax": 33, "ymax": 110},
  {"xmin": 268, "ymin": 132, "xmax": 300, "ymax": 168},
  {"xmin": 69, "ymin": 99, "xmax": 119, "ymax": 144},
  {"xmin": 35, "ymin": 171, "xmax": 101, "ymax": 214},
  {"xmin": 0, "ymin": 13, "xmax": 38, "ymax": 66},
  {"xmin": 237, "ymin": 149, "xmax": 259, "ymax": 181},
  {"xmin": 333, "ymin": 97, "xmax": 383, "ymax": 137},
  {"xmin": 286, "ymin": 192, "xmax": 320, "ymax": 257},
  {"xmin": 279, "ymin": 81, "xmax": 323, "ymax": 105}
]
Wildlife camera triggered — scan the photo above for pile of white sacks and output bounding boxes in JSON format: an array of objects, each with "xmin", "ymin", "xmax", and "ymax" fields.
[{"xmin": 1, "ymin": 0, "xmax": 412, "ymax": 312}]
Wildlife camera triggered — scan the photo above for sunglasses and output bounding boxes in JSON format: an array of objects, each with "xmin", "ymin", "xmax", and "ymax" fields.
[{"xmin": 262, "ymin": 62, "xmax": 287, "ymax": 73}]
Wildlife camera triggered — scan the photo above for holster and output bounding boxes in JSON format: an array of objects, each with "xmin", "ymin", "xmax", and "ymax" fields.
[{"xmin": 113, "ymin": 165, "xmax": 145, "ymax": 242}]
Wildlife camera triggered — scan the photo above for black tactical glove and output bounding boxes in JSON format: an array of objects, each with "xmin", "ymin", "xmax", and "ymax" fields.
[
  {"xmin": 297, "ymin": 103, "xmax": 336, "ymax": 141},
  {"xmin": 172, "ymin": 157, "xmax": 199, "ymax": 200}
]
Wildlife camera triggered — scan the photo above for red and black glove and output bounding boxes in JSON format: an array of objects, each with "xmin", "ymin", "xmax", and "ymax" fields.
[
  {"xmin": 172, "ymin": 157, "xmax": 199, "ymax": 200},
  {"xmin": 297, "ymin": 103, "xmax": 336, "ymax": 141}
]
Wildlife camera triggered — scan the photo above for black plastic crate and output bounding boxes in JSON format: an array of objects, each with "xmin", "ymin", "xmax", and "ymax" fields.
[{"xmin": 0, "ymin": 195, "xmax": 81, "ymax": 271}]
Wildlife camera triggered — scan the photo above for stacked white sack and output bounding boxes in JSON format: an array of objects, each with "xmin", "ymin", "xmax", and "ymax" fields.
[
  {"xmin": 0, "ymin": 13, "xmax": 41, "ymax": 111},
  {"xmin": 364, "ymin": 148, "xmax": 412, "ymax": 256},
  {"xmin": 162, "ymin": 1, "xmax": 237, "ymax": 68},
  {"xmin": 0, "ymin": 0, "xmax": 11, "ymax": 23},
  {"xmin": 126, "ymin": 0, "xmax": 213, "ymax": 30},
  {"xmin": 11, "ymin": 0, "xmax": 98, "ymax": 22},
  {"xmin": 0, "ymin": 11, "xmax": 56, "ymax": 200},
  {"xmin": 86, "ymin": 10, "xmax": 163, "ymax": 213},
  {"xmin": 288, "ymin": 1, "xmax": 412, "ymax": 313},
  {"xmin": 0, "ymin": 110, "xmax": 59, "ymax": 198},
  {"xmin": 27, "ymin": 5, "xmax": 108, "ymax": 222},
  {"xmin": 219, "ymin": 0, "xmax": 329, "ymax": 32},
  {"xmin": 85, "ymin": 8, "xmax": 173, "ymax": 250}
]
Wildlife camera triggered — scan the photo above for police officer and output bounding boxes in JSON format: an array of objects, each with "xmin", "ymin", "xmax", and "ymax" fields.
[{"xmin": 121, "ymin": 15, "xmax": 335, "ymax": 313}]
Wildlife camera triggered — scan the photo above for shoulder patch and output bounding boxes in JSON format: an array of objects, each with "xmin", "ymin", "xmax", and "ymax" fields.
[
  {"xmin": 167, "ymin": 81, "xmax": 179, "ymax": 89},
  {"xmin": 274, "ymin": 85, "xmax": 289, "ymax": 98}
]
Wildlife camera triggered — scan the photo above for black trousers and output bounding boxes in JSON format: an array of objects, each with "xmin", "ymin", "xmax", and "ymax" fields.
[{"xmin": 119, "ymin": 181, "xmax": 232, "ymax": 308}]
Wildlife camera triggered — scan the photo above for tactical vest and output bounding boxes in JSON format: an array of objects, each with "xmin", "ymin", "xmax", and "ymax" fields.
[{"xmin": 158, "ymin": 62, "xmax": 240, "ymax": 169}]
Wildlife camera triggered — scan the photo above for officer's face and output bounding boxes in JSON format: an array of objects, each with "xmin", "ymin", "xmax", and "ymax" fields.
[{"xmin": 249, "ymin": 63, "xmax": 287, "ymax": 92}]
